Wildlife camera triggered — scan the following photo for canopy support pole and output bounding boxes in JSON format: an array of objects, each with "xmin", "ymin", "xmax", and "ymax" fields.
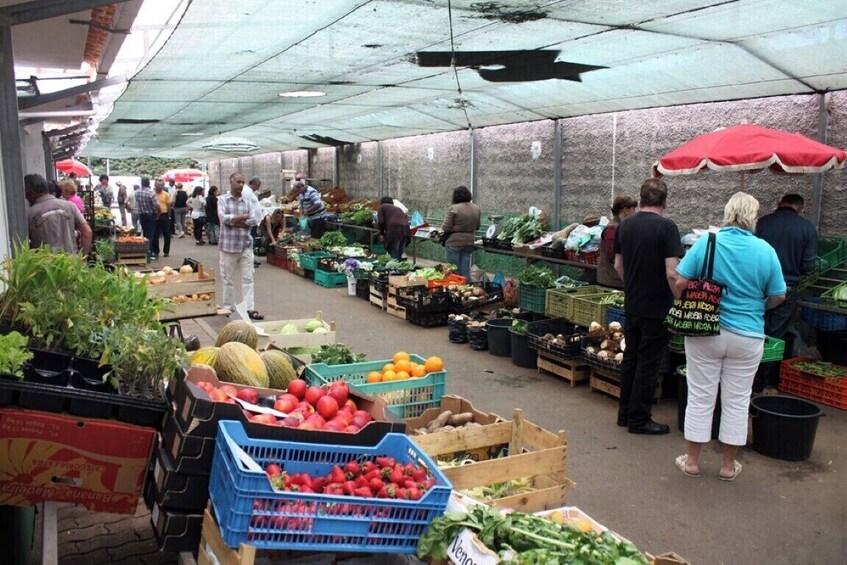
[
  {"xmin": 553, "ymin": 119, "xmax": 562, "ymax": 230},
  {"xmin": 810, "ymin": 92, "xmax": 830, "ymax": 230}
]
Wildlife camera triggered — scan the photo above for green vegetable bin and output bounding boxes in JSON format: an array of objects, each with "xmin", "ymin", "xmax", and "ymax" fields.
[
  {"xmin": 545, "ymin": 285, "xmax": 614, "ymax": 320},
  {"xmin": 299, "ymin": 251, "xmax": 334, "ymax": 271},
  {"xmin": 304, "ymin": 355, "xmax": 447, "ymax": 418},
  {"xmin": 519, "ymin": 285, "xmax": 548, "ymax": 314}
]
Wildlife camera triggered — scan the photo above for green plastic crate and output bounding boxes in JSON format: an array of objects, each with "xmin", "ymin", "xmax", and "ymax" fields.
[
  {"xmin": 371, "ymin": 243, "xmax": 387, "ymax": 255},
  {"xmin": 761, "ymin": 336, "xmax": 786, "ymax": 363},
  {"xmin": 570, "ymin": 291, "xmax": 625, "ymax": 327},
  {"xmin": 299, "ymin": 251, "xmax": 334, "ymax": 271},
  {"xmin": 798, "ymin": 237, "xmax": 846, "ymax": 291},
  {"xmin": 821, "ymin": 281, "xmax": 847, "ymax": 309},
  {"xmin": 545, "ymin": 285, "xmax": 616, "ymax": 320},
  {"xmin": 314, "ymin": 269, "xmax": 348, "ymax": 288},
  {"xmin": 519, "ymin": 285, "xmax": 548, "ymax": 314},
  {"xmin": 304, "ymin": 355, "xmax": 447, "ymax": 418}
]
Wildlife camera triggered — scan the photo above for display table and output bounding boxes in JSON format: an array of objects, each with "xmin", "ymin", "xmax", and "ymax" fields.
[
  {"xmin": 324, "ymin": 220, "xmax": 380, "ymax": 249},
  {"xmin": 474, "ymin": 243, "xmax": 598, "ymax": 270}
]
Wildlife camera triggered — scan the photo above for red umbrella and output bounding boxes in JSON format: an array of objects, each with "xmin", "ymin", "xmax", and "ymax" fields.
[
  {"xmin": 653, "ymin": 124, "xmax": 846, "ymax": 187},
  {"xmin": 55, "ymin": 159, "xmax": 93, "ymax": 177},
  {"xmin": 160, "ymin": 168, "xmax": 205, "ymax": 183}
]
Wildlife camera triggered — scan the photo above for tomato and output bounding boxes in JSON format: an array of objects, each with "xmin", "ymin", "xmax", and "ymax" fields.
[
  {"xmin": 351, "ymin": 414, "xmax": 370, "ymax": 429},
  {"xmin": 316, "ymin": 395, "xmax": 339, "ymax": 420},
  {"xmin": 287, "ymin": 379, "xmax": 308, "ymax": 400},
  {"xmin": 304, "ymin": 385, "xmax": 326, "ymax": 406}
]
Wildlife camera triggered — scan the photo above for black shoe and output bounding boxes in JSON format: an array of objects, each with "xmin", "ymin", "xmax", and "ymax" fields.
[
  {"xmin": 253, "ymin": 261, "xmax": 261, "ymax": 268},
  {"xmin": 163, "ymin": 253, "xmax": 169, "ymax": 258},
  {"xmin": 616, "ymin": 413, "xmax": 628, "ymax": 427},
  {"xmin": 628, "ymin": 420, "xmax": 670, "ymax": 435}
]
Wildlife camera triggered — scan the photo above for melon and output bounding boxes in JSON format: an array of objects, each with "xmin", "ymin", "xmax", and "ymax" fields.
[
  {"xmin": 214, "ymin": 342, "xmax": 269, "ymax": 387},
  {"xmin": 190, "ymin": 346, "xmax": 220, "ymax": 366},
  {"xmin": 215, "ymin": 320, "xmax": 259, "ymax": 349},
  {"xmin": 304, "ymin": 319, "xmax": 324, "ymax": 333},
  {"xmin": 261, "ymin": 350, "xmax": 298, "ymax": 389}
]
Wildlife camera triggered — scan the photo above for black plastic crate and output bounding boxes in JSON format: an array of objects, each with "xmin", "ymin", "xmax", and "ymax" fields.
[
  {"xmin": 494, "ymin": 239, "xmax": 514, "ymax": 251},
  {"xmin": 355, "ymin": 277, "xmax": 371, "ymax": 299},
  {"xmin": 528, "ymin": 318, "xmax": 584, "ymax": 361},
  {"xmin": 407, "ymin": 309, "xmax": 450, "ymax": 327},
  {"xmin": 149, "ymin": 444, "xmax": 211, "ymax": 511},
  {"xmin": 482, "ymin": 237, "xmax": 497, "ymax": 248},
  {"xmin": 160, "ymin": 409, "xmax": 217, "ymax": 474},
  {"xmin": 396, "ymin": 288, "xmax": 452, "ymax": 313},
  {"xmin": 450, "ymin": 282, "xmax": 504, "ymax": 313},
  {"xmin": 317, "ymin": 257, "xmax": 340, "ymax": 272},
  {"xmin": 540, "ymin": 244, "xmax": 565, "ymax": 260},
  {"xmin": 148, "ymin": 500, "xmax": 203, "ymax": 554}
]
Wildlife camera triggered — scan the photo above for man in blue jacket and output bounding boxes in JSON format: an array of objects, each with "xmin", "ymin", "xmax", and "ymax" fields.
[{"xmin": 755, "ymin": 193, "xmax": 817, "ymax": 391}]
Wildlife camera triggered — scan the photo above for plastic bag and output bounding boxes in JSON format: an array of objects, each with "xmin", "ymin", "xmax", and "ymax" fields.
[{"xmin": 410, "ymin": 210, "xmax": 426, "ymax": 229}]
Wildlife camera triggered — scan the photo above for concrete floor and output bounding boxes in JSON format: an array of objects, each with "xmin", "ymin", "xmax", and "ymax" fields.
[{"xmin": 32, "ymin": 234, "xmax": 847, "ymax": 564}]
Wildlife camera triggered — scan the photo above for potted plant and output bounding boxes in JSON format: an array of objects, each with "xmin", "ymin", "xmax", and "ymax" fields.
[
  {"xmin": 99, "ymin": 324, "xmax": 188, "ymax": 400},
  {"xmin": 0, "ymin": 331, "xmax": 33, "ymax": 379},
  {"xmin": 92, "ymin": 238, "xmax": 116, "ymax": 264}
]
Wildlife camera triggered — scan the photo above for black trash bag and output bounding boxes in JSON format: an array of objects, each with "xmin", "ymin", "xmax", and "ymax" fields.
[
  {"xmin": 447, "ymin": 317, "xmax": 468, "ymax": 344},
  {"xmin": 183, "ymin": 334, "xmax": 201, "ymax": 351},
  {"xmin": 468, "ymin": 326, "xmax": 489, "ymax": 350}
]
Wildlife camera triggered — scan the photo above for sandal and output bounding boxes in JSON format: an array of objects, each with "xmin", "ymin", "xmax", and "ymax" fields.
[
  {"xmin": 248, "ymin": 310, "xmax": 265, "ymax": 320},
  {"xmin": 675, "ymin": 454, "xmax": 701, "ymax": 478},
  {"xmin": 719, "ymin": 460, "xmax": 743, "ymax": 482}
]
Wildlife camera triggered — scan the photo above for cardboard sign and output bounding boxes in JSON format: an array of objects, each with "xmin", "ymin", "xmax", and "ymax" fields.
[{"xmin": 0, "ymin": 409, "xmax": 155, "ymax": 514}]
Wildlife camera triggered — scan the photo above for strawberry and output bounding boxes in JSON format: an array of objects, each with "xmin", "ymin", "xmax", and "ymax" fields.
[
  {"xmin": 369, "ymin": 477, "xmax": 384, "ymax": 492},
  {"xmin": 408, "ymin": 487, "xmax": 422, "ymax": 501},
  {"xmin": 376, "ymin": 456, "xmax": 396, "ymax": 468},
  {"xmin": 344, "ymin": 461, "xmax": 361, "ymax": 477},
  {"xmin": 355, "ymin": 475, "xmax": 369, "ymax": 488},
  {"xmin": 353, "ymin": 486, "xmax": 372, "ymax": 498},
  {"xmin": 411, "ymin": 467, "xmax": 427, "ymax": 482},
  {"xmin": 330, "ymin": 465, "xmax": 346, "ymax": 484}
]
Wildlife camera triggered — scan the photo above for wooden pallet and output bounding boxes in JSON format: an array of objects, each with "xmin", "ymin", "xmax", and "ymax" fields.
[
  {"xmin": 537, "ymin": 353, "xmax": 589, "ymax": 387},
  {"xmin": 589, "ymin": 366, "xmax": 662, "ymax": 402},
  {"xmin": 116, "ymin": 252, "xmax": 147, "ymax": 266},
  {"xmin": 369, "ymin": 289, "xmax": 386, "ymax": 310}
]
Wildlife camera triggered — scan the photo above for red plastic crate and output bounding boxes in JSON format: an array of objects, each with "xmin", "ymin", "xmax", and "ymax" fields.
[
  {"xmin": 779, "ymin": 358, "xmax": 847, "ymax": 410},
  {"xmin": 427, "ymin": 273, "xmax": 467, "ymax": 290},
  {"xmin": 267, "ymin": 253, "xmax": 287, "ymax": 269}
]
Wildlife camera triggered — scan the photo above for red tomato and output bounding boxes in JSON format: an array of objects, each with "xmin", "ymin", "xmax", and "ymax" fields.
[
  {"xmin": 287, "ymin": 379, "xmax": 308, "ymax": 400},
  {"xmin": 351, "ymin": 414, "xmax": 370, "ymax": 429},
  {"xmin": 304, "ymin": 386, "xmax": 326, "ymax": 406},
  {"xmin": 316, "ymin": 396, "xmax": 339, "ymax": 420}
]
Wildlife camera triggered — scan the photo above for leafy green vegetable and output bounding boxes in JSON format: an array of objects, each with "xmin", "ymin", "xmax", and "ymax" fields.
[
  {"xmin": 496, "ymin": 215, "xmax": 545, "ymax": 244},
  {"xmin": 0, "ymin": 331, "xmax": 33, "ymax": 378},
  {"xmin": 311, "ymin": 343, "xmax": 366, "ymax": 365},
  {"xmin": 518, "ymin": 265, "xmax": 556, "ymax": 288},
  {"xmin": 319, "ymin": 231, "xmax": 347, "ymax": 249},
  {"xmin": 792, "ymin": 361, "xmax": 847, "ymax": 378},
  {"xmin": 417, "ymin": 505, "xmax": 648, "ymax": 564},
  {"xmin": 511, "ymin": 319, "xmax": 529, "ymax": 335}
]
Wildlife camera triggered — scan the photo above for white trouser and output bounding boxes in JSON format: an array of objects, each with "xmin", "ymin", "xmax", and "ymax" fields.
[
  {"xmin": 220, "ymin": 247, "xmax": 255, "ymax": 310},
  {"xmin": 684, "ymin": 330, "xmax": 763, "ymax": 446}
]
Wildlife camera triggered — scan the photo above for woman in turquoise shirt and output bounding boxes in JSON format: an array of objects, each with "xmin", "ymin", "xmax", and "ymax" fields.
[{"xmin": 673, "ymin": 192, "xmax": 785, "ymax": 481}]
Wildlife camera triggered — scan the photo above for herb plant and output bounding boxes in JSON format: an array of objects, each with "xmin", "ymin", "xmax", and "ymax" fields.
[
  {"xmin": 0, "ymin": 331, "xmax": 33, "ymax": 378},
  {"xmin": 311, "ymin": 344, "xmax": 366, "ymax": 365}
]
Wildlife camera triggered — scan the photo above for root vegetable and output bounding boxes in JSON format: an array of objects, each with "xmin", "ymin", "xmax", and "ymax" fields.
[
  {"xmin": 427, "ymin": 410, "xmax": 453, "ymax": 432},
  {"xmin": 448, "ymin": 412, "xmax": 475, "ymax": 426},
  {"xmin": 608, "ymin": 321, "xmax": 623, "ymax": 333}
]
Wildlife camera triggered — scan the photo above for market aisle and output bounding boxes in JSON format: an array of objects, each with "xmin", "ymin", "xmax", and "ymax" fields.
[{"xmin": 28, "ymin": 235, "xmax": 847, "ymax": 564}]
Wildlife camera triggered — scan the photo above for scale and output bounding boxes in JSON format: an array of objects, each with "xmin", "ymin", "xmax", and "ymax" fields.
[{"xmin": 485, "ymin": 213, "xmax": 504, "ymax": 239}]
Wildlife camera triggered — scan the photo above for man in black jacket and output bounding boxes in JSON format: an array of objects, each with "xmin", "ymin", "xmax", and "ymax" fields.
[{"xmin": 755, "ymin": 193, "xmax": 817, "ymax": 390}]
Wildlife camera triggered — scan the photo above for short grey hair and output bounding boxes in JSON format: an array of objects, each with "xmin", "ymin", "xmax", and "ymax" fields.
[
  {"xmin": 248, "ymin": 176, "xmax": 261, "ymax": 186},
  {"xmin": 723, "ymin": 192, "xmax": 759, "ymax": 232}
]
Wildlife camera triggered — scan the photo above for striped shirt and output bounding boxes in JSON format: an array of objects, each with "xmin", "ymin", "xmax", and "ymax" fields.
[
  {"xmin": 218, "ymin": 192, "xmax": 259, "ymax": 253},
  {"xmin": 299, "ymin": 186, "xmax": 325, "ymax": 218}
]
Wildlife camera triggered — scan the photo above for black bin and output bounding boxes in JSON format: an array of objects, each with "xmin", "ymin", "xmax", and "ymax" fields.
[
  {"xmin": 510, "ymin": 329, "xmax": 537, "ymax": 369},
  {"xmin": 750, "ymin": 395, "xmax": 822, "ymax": 461},
  {"xmin": 486, "ymin": 318, "xmax": 513, "ymax": 357}
]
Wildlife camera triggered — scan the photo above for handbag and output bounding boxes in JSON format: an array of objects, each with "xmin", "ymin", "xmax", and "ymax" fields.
[{"xmin": 665, "ymin": 232, "xmax": 724, "ymax": 336}]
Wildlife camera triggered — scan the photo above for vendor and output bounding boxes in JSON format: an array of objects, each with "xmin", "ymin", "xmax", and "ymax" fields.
[
  {"xmin": 597, "ymin": 195, "xmax": 638, "ymax": 288},
  {"xmin": 290, "ymin": 181, "xmax": 327, "ymax": 239},
  {"xmin": 261, "ymin": 209, "xmax": 286, "ymax": 246}
]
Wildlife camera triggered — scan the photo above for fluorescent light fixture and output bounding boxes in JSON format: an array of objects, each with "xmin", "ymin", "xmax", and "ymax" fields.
[
  {"xmin": 278, "ymin": 90, "xmax": 326, "ymax": 98},
  {"xmin": 180, "ymin": 132, "xmax": 205, "ymax": 136},
  {"xmin": 201, "ymin": 136, "xmax": 259, "ymax": 153}
]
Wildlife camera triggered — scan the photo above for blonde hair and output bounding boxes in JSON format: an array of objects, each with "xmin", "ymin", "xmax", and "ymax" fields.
[
  {"xmin": 58, "ymin": 179, "xmax": 77, "ymax": 196},
  {"xmin": 723, "ymin": 192, "xmax": 759, "ymax": 231}
]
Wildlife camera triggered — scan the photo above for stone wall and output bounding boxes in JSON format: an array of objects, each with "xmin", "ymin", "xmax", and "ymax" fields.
[{"xmin": 209, "ymin": 92, "xmax": 847, "ymax": 237}]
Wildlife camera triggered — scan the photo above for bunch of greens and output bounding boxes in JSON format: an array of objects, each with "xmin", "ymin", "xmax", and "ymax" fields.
[
  {"xmin": 497, "ymin": 215, "xmax": 545, "ymax": 244},
  {"xmin": 510, "ymin": 319, "xmax": 529, "ymax": 335},
  {"xmin": 340, "ymin": 207, "xmax": 374, "ymax": 225},
  {"xmin": 384, "ymin": 258, "xmax": 414, "ymax": 271},
  {"xmin": 518, "ymin": 265, "xmax": 556, "ymax": 288},
  {"xmin": 0, "ymin": 331, "xmax": 33, "ymax": 378},
  {"xmin": 319, "ymin": 231, "xmax": 347, "ymax": 249},
  {"xmin": 93, "ymin": 238, "xmax": 116, "ymax": 262},
  {"xmin": 311, "ymin": 344, "xmax": 366, "ymax": 365},
  {"xmin": 417, "ymin": 505, "xmax": 648, "ymax": 564},
  {"xmin": 98, "ymin": 324, "xmax": 187, "ymax": 397}
]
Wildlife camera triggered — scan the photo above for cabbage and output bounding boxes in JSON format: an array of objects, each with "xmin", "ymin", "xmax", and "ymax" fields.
[
  {"xmin": 280, "ymin": 323, "xmax": 299, "ymax": 334},
  {"xmin": 304, "ymin": 319, "xmax": 324, "ymax": 332}
]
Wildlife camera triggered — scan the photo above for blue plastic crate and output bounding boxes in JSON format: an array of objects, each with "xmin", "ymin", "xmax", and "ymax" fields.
[
  {"xmin": 305, "ymin": 355, "xmax": 446, "ymax": 418},
  {"xmin": 314, "ymin": 269, "xmax": 348, "ymax": 288},
  {"xmin": 801, "ymin": 297, "xmax": 847, "ymax": 331},
  {"xmin": 209, "ymin": 421, "xmax": 451, "ymax": 552},
  {"xmin": 606, "ymin": 306, "xmax": 626, "ymax": 327}
]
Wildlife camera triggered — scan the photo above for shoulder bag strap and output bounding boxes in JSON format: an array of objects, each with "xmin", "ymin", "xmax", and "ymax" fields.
[{"xmin": 699, "ymin": 232, "xmax": 717, "ymax": 280}]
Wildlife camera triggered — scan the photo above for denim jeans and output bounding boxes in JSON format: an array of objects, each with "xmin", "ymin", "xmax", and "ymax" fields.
[
  {"xmin": 206, "ymin": 223, "xmax": 220, "ymax": 244},
  {"xmin": 445, "ymin": 245, "xmax": 475, "ymax": 280},
  {"xmin": 619, "ymin": 314, "xmax": 669, "ymax": 427},
  {"xmin": 152, "ymin": 214, "xmax": 171, "ymax": 256},
  {"xmin": 174, "ymin": 208, "xmax": 187, "ymax": 234}
]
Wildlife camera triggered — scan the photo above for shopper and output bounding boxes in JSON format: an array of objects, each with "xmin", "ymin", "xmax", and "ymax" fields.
[
  {"xmin": 597, "ymin": 195, "xmax": 638, "ymax": 288},
  {"xmin": 135, "ymin": 178, "xmax": 158, "ymax": 251},
  {"xmin": 219, "ymin": 173, "xmax": 263, "ymax": 319},
  {"xmin": 127, "ymin": 184, "xmax": 141, "ymax": 234},
  {"xmin": 291, "ymin": 180, "xmax": 327, "ymax": 239},
  {"xmin": 613, "ymin": 178, "xmax": 682, "ymax": 434},
  {"xmin": 96, "ymin": 174, "xmax": 113, "ymax": 209},
  {"xmin": 116, "ymin": 182, "xmax": 128, "ymax": 226},
  {"xmin": 377, "ymin": 196, "xmax": 411, "ymax": 260},
  {"xmin": 25, "ymin": 173, "xmax": 92, "ymax": 255},
  {"xmin": 187, "ymin": 186, "xmax": 207, "ymax": 245},
  {"xmin": 754, "ymin": 193, "xmax": 818, "ymax": 391},
  {"xmin": 441, "ymin": 186, "xmax": 481, "ymax": 281},
  {"xmin": 173, "ymin": 183, "xmax": 189, "ymax": 237},
  {"xmin": 674, "ymin": 192, "xmax": 785, "ymax": 480},
  {"xmin": 58, "ymin": 179, "xmax": 85, "ymax": 215},
  {"xmin": 261, "ymin": 209, "xmax": 286, "ymax": 247},
  {"xmin": 205, "ymin": 186, "xmax": 220, "ymax": 245},
  {"xmin": 151, "ymin": 179, "xmax": 172, "ymax": 259}
]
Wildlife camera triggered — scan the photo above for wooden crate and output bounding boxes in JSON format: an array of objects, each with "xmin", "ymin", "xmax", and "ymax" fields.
[
  {"xmin": 589, "ymin": 367, "xmax": 662, "ymax": 401},
  {"xmin": 537, "ymin": 353, "xmax": 590, "ymax": 387},
  {"xmin": 147, "ymin": 271, "xmax": 216, "ymax": 321},
  {"xmin": 116, "ymin": 252, "xmax": 147, "ymax": 266},
  {"xmin": 386, "ymin": 302, "xmax": 407, "ymax": 320},
  {"xmin": 411, "ymin": 408, "xmax": 572, "ymax": 513},
  {"xmin": 388, "ymin": 274, "xmax": 428, "ymax": 288},
  {"xmin": 252, "ymin": 311, "xmax": 336, "ymax": 350},
  {"xmin": 369, "ymin": 289, "xmax": 386, "ymax": 310}
]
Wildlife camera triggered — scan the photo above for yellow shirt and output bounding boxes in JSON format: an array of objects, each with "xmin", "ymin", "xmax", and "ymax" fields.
[{"xmin": 156, "ymin": 191, "xmax": 171, "ymax": 215}]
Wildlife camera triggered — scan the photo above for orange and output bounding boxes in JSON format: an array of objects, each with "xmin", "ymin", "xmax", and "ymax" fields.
[
  {"xmin": 392, "ymin": 351, "xmax": 410, "ymax": 364},
  {"xmin": 393, "ymin": 359, "xmax": 412, "ymax": 374},
  {"xmin": 424, "ymin": 356, "xmax": 444, "ymax": 373},
  {"xmin": 395, "ymin": 370, "xmax": 410, "ymax": 381},
  {"xmin": 382, "ymin": 363, "xmax": 395, "ymax": 373},
  {"xmin": 382, "ymin": 370, "xmax": 397, "ymax": 382},
  {"xmin": 366, "ymin": 371, "xmax": 382, "ymax": 383},
  {"xmin": 412, "ymin": 365, "xmax": 427, "ymax": 378}
]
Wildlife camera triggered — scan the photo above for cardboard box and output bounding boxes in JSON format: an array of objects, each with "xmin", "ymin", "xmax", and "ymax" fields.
[
  {"xmin": 252, "ymin": 310, "xmax": 336, "ymax": 350},
  {"xmin": 0, "ymin": 409, "xmax": 155, "ymax": 514}
]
